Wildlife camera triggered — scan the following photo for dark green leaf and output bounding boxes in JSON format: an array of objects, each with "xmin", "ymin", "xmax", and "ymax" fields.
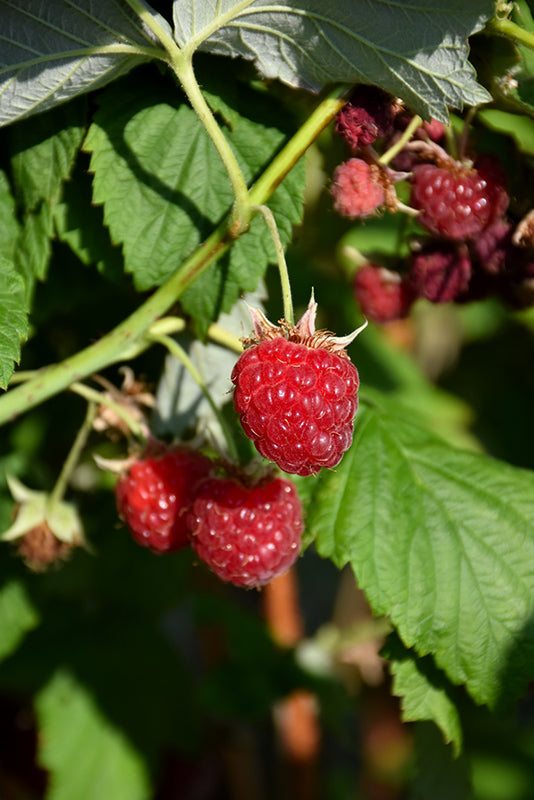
[
  {"xmin": 310, "ymin": 391, "xmax": 534, "ymax": 708},
  {"xmin": 0, "ymin": 256, "xmax": 30, "ymax": 388},
  {"xmin": 84, "ymin": 70, "xmax": 305, "ymax": 333},
  {"xmin": 8, "ymin": 98, "xmax": 87, "ymax": 210},
  {"xmin": 411, "ymin": 722, "xmax": 472, "ymax": 800},
  {"xmin": 0, "ymin": 168, "xmax": 20, "ymax": 260}
]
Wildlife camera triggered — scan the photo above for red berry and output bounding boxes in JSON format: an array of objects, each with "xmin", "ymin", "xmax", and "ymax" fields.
[
  {"xmin": 115, "ymin": 447, "xmax": 212, "ymax": 554},
  {"xmin": 409, "ymin": 242, "xmax": 472, "ymax": 302},
  {"xmin": 231, "ymin": 301, "xmax": 363, "ymax": 477},
  {"xmin": 354, "ymin": 265, "xmax": 415, "ymax": 322},
  {"xmin": 331, "ymin": 158, "xmax": 385, "ymax": 218},
  {"xmin": 410, "ymin": 162, "xmax": 508, "ymax": 241},
  {"xmin": 335, "ymin": 86, "xmax": 395, "ymax": 150},
  {"xmin": 187, "ymin": 475, "xmax": 303, "ymax": 588}
]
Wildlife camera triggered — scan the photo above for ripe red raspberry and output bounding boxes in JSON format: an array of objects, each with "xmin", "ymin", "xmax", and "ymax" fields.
[
  {"xmin": 331, "ymin": 158, "xmax": 385, "ymax": 218},
  {"xmin": 409, "ymin": 242, "xmax": 472, "ymax": 303},
  {"xmin": 231, "ymin": 300, "xmax": 364, "ymax": 477},
  {"xmin": 354, "ymin": 265, "xmax": 415, "ymax": 322},
  {"xmin": 115, "ymin": 447, "xmax": 212, "ymax": 554},
  {"xmin": 410, "ymin": 161, "xmax": 508, "ymax": 241},
  {"xmin": 187, "ymin": 474, "xmax": 303, "ymax": 588},
  {"xmin": 335, "ymin": 86, "xmax": 395, "ymax": 150}
]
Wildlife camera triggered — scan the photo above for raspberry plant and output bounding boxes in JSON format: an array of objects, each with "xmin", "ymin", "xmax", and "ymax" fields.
[{"xmin": 1, "ymin": 1, "xmax": 534, "ymax": 798}]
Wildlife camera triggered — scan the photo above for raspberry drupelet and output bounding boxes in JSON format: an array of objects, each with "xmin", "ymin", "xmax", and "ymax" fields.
[
  {"xmin": 115, "ymin": 446, "xmax": 212, "ymax": 553},
  {"xmin": 187, "ymin": 473, "xmax": 303, "ymax": 588},
  {"xmin": 231, "ymin": 299, "xmax": 366, "ymax": 477}
]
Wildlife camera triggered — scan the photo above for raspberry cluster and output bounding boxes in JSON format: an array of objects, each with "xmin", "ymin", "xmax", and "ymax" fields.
[
  {"xmin": 331, "ymin": 90, "xmax": 534, "ymax": 320},
  {"xmin": 330, "ymin": 85, "xmax": 402, "ymax": 220},
  {"xmin": 114, "ymin": 446, "xmax": 304, "ymax": 588}
]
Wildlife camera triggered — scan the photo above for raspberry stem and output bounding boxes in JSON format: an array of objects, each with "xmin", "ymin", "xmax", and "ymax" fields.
[
  {"xmin": 254, "ymin": 204, "xmax": 295, "ymax": 326},
  {"xmin": 0, "ymin": 87, "xmax": 347, "ymax": 428},
  {"xmin": 47, "ymin": 400, "xmax": 97, "ymax": 510},
  {"xmin": 9, "ymin": 373, "xmax": 148, "ymax": 439},
  {"xmin": 377, "ymin": 114, "xmax": 422, "ymax": 166},
  {"xmin": 123, "ymin": 0, "xmax": 252, "ymax": 234},
  {"xmin": 148, "ymin": 331, "xmax": 240, "ymax": 462},
  {"xmin": 486, "ymin": 15, "xmax": 534, "ymax": 51}
]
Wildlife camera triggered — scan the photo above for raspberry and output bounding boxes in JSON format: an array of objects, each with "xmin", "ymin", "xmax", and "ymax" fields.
[
  {"xmin": 470, "ymin": 220, "xmax": 512, "ymax": 275},
  {"xmin": 409, "ymin": 242, "xmax": 472, "ymax": 303},
  {"xmin": 354, "ymin": 265, "xmax": 415, "ymax": 322},
  {"xmin": 410, "ymin": 162, "xmax": 508, "ymax": 241},
  {"xmin": 231, "ymin": 300, "xmax": 364, "ymax": 477},
  {"xmin": 335, "ymin": 86, "xmax": 395, "ymax": 150},
  {"xmin": 187, "ymin": 474, "xmax": 303, "ymax": 588},
  {"xmin": 115, "ymin": 447, "xmax": 212, "ymax": 554},
  {"xmin": 331, "ymin": 158, "xmax": 385, "ymax": 218}
]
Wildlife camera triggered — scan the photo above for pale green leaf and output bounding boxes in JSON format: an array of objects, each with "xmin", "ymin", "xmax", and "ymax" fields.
[
  {"xmin": 0, "ymin": 0, "xmax": 166, "ymax": 127},
  {"xmin": 310, "ymin": 391, "xmax": 534, "ymax": 708},
  {"xmin": 0, "ymin": 578, "xmax": 39, "ymax": 663},
  {"xmin": 36, "ymin": 670, "xmax": 151, "ymax": 800},
  {"xmin": 173, "ymin": 0, "xmax": 493, "ymax": 121},
  {"xmin": 0, "ymin": 256, "xmax": 30, "ymax": 388}
]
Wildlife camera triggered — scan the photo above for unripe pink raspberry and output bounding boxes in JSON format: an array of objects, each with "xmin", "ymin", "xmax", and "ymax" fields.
[
  {"xmin": 354, "ymin": 265, "xmax": 415, "ymax": 323},
  {"xmin": 231, "ymin": 299, "xmax": 365, "ymax": 477},
  {"xmin": 187, "ymin": 474, "xmax": 303, "ymax": 588},
  {"xmin": 409, "ymin": 243, "xmax": 472, "ymax": 303},
  {"xmin": 331, "ymin": 158, "xmax": 385, "ymax": 218}
]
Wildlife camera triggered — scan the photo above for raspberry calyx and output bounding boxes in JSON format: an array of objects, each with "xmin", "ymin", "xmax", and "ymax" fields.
[{"xmin": 231, "ymin": 298, "xmax": 366, "ymax": 477}]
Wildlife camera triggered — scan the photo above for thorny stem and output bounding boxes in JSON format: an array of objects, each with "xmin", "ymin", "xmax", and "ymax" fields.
[
  {"xmin": 254, "ymin": 205, "xmax": 294, "ymax": 326},
  {"xmin": 48, "ymin": 401, "xmax": 97, "ymax": 509},
  {"xmin": 0, "ymin": 85, "xmax": 348, "ymax": 428},
  {"xmin": 148, "ymin": 332, "xmax": 240, "ymax": 462}
]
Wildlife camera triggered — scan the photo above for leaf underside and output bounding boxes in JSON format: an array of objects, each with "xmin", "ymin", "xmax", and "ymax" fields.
[{"xmin": 173, "ymin": 0, "xmax": 493, "ymax": 120}]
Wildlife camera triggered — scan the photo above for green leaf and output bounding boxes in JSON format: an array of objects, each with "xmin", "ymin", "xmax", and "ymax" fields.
[
  {"xmin": 477, "ymin": 109, "xmax": 534, "ymax": 155},
  {"xmin": 383, "ymin": 633, "xmax": 463, "ymax": 753},
  {"xmin": 173, "ymin": 0, "xmax": 492, "ymax": 121},
  {"xmin": 0, "ymin": 578, "xmax": 39, "ymax": 663},
  {"xmin": 36, "ymin": 670, "xmax": 151, "ymax": 800},
  {"xmin": 52, "ymin": 158, "xmax": 124, "ymax": 281},
  {"xmin": 84, "ymin": 69, "xmax": 305, "ymax": 332},
  {"xmin": 0, "ymin": 168, "xmax": 20, "ymax": 260},
  {"xmin": 15, "ymin": 201, "xmax": 54, "ymax": 298},
  {"xmin": 0, "ymin": 0, "xmax": 166, "ymax": 127},
  {"xmin": 8, "ymin": 98, "xmax": 87, "ymax": 210},
  {"xmin": 0, "ymin": 256, "xmax": 30, "ymax": 388},
  {"xmin": 309, "ymin": 391, "xmax": 534, "ymax": 708}
]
